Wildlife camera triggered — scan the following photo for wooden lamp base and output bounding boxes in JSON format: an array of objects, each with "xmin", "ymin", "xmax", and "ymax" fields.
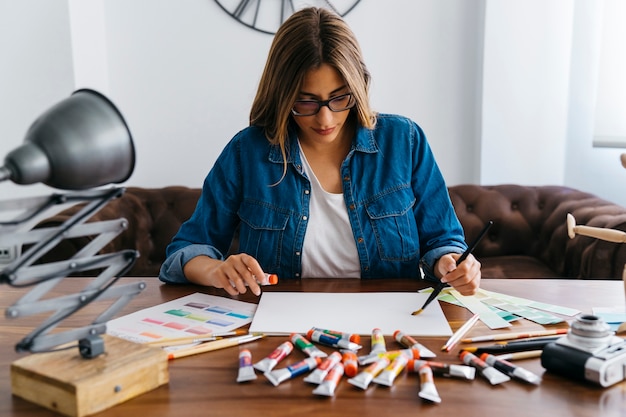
[{"xmin": 10, "ymin": 335, "xmax": 169, "ymax": 417}]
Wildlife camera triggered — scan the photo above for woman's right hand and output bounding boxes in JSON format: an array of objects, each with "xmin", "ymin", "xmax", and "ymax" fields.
[{"xmin": 182, "ymin": 253, "xmax": 266, "ymax": 296}]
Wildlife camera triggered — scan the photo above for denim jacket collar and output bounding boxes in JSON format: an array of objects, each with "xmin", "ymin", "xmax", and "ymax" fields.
[{"xmin": 267, "ymin": 121, "xmax": 379, "ymax": 166}]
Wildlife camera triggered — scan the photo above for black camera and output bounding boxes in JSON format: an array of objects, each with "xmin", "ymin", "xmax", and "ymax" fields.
[{"xmin": 541, "ymin": 314, "xmax": 626, "ymax": 387}]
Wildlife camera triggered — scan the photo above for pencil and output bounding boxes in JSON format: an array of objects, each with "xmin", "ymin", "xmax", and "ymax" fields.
[
  {"xmin": 461, "ymin": 328, "xmax": 568, "ymax": 343},
  {"xmin": 412, "ymin": 220, "xmax": 493, "ymax": 315},
  {"xmin": 495, "ymin": 350, "xmax": 543, "ymax": 361},
  {"xmin": 167, "ymin": 333, "xmax": 265, "ymax": 360},
  {"xmin": 145, "ymin": 329, "xmax": 248, "ymax": 347},
  {"xmin": 148, "ymin": 336, "xmax": 218, "ymax": 347},
  {"xmin": 441, "ymin": 313, "xmax": 480, "ymax": 352},
  {"xmin": 461, "ymin": 336, "xmax": 560, "ymax": 355}
]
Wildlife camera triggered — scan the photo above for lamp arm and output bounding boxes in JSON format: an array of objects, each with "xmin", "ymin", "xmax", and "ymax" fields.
[
  {"xmin": 1, "ymin": 187, "xmax": 144, "ymax": 358},
  {"xmin": 7, "ymin": 279, "xmax": 145, "ymax": 354},
  {"xmin": 0, "ymin": 188, "xmax": 124, "ymax": 282}
]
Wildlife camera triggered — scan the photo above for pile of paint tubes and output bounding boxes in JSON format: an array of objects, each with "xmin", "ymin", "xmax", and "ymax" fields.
[{"xmin": 236, "ymin": 327, "xmax": 478, "ymax": 403}]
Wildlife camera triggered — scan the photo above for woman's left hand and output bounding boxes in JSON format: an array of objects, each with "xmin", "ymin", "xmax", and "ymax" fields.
[{"xmin": 434, "ymin": 253, "xmax": 481, "ymax": 295}]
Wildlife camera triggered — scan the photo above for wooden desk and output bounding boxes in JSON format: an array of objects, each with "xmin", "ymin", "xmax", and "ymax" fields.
[{"xmin": 1, "ymin": 278, "xmax": 625, "ymax": 417}]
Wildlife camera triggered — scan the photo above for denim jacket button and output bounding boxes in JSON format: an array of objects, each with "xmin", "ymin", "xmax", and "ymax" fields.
[{"xmin": 302, "ymin": 215, "xmax": 308, "ymax": 220}]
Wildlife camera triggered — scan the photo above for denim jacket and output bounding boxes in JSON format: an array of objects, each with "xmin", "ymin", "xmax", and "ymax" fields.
[{"xmin": 159, "ymin": 113, "xmax": 467, "ymax": 284}]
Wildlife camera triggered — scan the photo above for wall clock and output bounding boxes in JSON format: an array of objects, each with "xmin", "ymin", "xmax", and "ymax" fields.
[{"xmin": 214, "ymin": 0, "xmax": 361, "ymax": 35}]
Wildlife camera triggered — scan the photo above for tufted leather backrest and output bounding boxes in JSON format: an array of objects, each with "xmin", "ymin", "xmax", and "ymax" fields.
[
  {"xmin": 448, "ymin": 184, "xmax": 626, "ymax": 278},
  {"xmin": 37, "ymin": 184, "xmax": 626, "ymax": 279},
  {"xmin": 33, "ymin": 186, "xmax": 201, "ymax": 277},
  {"xmin": 123, "ymin": 187, "xmax": 202, "ymax": 274}
]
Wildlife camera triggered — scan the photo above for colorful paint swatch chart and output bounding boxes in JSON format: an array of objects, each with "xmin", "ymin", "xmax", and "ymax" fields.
[
  {"xmin": 419, "ymin": 287, "xmax": 580, "ymax": 329},
  {"xmin": 107, "ymin": 293, "xmax": 257, "ymax": 344}
]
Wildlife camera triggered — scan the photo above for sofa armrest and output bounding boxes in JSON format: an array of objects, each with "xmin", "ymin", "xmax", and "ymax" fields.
[{"xmin": 448, "ymin": 184, "xmax": 626, "ymax": 279}]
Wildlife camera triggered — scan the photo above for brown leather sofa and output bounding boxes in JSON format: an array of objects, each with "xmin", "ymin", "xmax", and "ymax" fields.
[{"xmin": 36, "ymin": 184, "xmax": 626, "ymax": 280}]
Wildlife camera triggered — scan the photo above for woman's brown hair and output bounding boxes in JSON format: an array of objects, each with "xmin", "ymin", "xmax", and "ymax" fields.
[{"xmin": 250, "ymin": 7, "xmax": 376, "ymax": 182}]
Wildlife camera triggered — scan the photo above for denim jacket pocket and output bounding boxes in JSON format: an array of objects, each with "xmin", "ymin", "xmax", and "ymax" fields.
[
  {"xmin": 365, "ymin": 187, "xmax": 419, "ymax": 261},
  {"xmin": 238, "ymin": 200, "xmax": 290, "ymax": 270}
]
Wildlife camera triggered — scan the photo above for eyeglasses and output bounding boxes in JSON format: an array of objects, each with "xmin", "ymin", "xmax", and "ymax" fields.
[{"xmin": 291, "ymin": 93, "xmax": 356, "ymax": 116}]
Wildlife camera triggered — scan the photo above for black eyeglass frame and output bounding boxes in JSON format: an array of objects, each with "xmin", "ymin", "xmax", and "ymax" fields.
[{"xmin": 291, "ymin": 93, "xmax": 356, "ymax": 116}]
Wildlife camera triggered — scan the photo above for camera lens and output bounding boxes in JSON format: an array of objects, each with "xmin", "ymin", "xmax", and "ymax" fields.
[{"xmin": 567, "ymin": 314, "xmax": 613, "ymax": 350}]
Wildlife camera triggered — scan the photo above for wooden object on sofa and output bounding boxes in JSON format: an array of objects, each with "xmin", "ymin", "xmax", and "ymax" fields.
[{"xmin": 35, "ymin": 184, "xmax": 626, "ymax": 279}]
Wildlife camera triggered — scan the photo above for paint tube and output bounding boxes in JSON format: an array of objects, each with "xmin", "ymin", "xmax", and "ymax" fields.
[
  {"xmin": 460, "ymin": 351, "xmax": 510, "ymax": 385},
  {"xmin": 310, "ymin": 327, "xmax": 361, "ymax": 345},
  {"xmin": 393, "ymin": 330, "xmax": 436, "ymax": 358},
  {"xmin": 358, "ymin": 353, "xmax": 379, "ymax": 366},
  {"xmin": 407, "ymin": 359, "xmax": 475, "ymax": 380},
  {"xmin": 359, "ymin": 347, "xmax": 419, "ymax": 366},
  {"xmin": 237, "ymin": 273, "xmax": 278, "ymax": 290},
  {"xmin": 358, "ymin": 328, "xmax": 388, "ymax": 365},
  {"xmin": 341, "ymin": 349, "xmax": 359, "ymax": 377},
  {"xmin": 347, "ymin": 356, "xmax": 391, "ymax": 390},
  {"xmin": 253, "ymin": 341, "xmax": 293, "ymax": 373},
  {"xmin": 385, "ymin": 348, "xmax": 420, "ymax": 361},
  {"xmin": 372, "ymin": 353, "xmax": 410, "ymax": 387},
  {"xmin": 418, "ymin": 364, "xmax": 442, "ymax": 403},
  {"xmin": 236, "ymin": 349, "xmax": 257, "ymax": 382},
  {"xmin": 253, "ymin": 273, "xmax": 278, "ymax": 285},
  {"xmin": 304, "ymin": 351, "xmax": 342, "ymax": 384},
  {"xmin": 480, "ymin": 353, "xmax": 542, "ymax": 385},
  {"xmin": 312, "ymin": 363, "xmax": 344, "ymax": 397},
  {"xmin": 290, "ymin": 333, "xmax": 327, "ymax": 358},
  {"xmin": 369, "ymin": 327, "xmax": 387, "ymax": 354},
  {"xmin": 306, "ymin": 329, "xmax": 362, "ymax": 351},
  {"xmin": 264, "ymin": 357, "xmax": 321, "ymax": 387}
]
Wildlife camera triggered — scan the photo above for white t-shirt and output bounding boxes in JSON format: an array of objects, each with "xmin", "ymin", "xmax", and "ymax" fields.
[{"xmin": 298, "ymin": 143, "xmax": 361, "ymax": 278}]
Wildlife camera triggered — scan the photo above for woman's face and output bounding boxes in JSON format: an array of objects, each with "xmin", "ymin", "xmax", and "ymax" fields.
[{"xmin": 292, "ymin": 63, "xmax": 353, "ymax": 148}]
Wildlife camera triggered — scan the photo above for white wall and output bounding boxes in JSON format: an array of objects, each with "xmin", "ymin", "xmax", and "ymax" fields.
[
  {"xmin": 1, "ymin": 0, "xmax": 625, "ymax": 207},
  {"xmin": 0, "ymin": 0, "xmax": 75, "ymax": 198},
  {"xmin": 565, "ymin": 0, "xmax": 626, "ymax": 206},
  {"xmin": 481, "ymin": 0, "xmax": 572, "ymax": 185}
]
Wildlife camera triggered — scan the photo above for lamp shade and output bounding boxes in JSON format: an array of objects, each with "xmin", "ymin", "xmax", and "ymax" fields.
[{"xmin": 0, "ymin": 89, "xmax": 135, "ymax": 190}]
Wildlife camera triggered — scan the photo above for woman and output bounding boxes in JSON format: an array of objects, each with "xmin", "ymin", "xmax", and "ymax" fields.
[{"xmin": 159, "ymin": 7, "xmax": 481, "ymax": 297}]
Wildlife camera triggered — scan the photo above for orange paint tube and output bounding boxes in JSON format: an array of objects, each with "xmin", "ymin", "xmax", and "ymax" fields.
[
  {"xmin": 418, "ymin": 364, "xmax": 441, "ymax": 403},
  {"xmin": 312, "ymin": 363, "xmax": 344, "ymax": 397},
  {"xmin": 341, "ymin": 349, "xmax": 359, "ymax": 377},
  {"xmin": 304, "ymin": 351, "xmax": 342, "ymax": 384}
]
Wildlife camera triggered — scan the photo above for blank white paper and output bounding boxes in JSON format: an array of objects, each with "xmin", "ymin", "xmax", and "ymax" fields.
[{"xmin": 248, "ymin": 292, "xmax": 453, "ymax": 337}]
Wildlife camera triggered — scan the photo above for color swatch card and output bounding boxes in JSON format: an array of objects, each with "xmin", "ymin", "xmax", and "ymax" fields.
[
  {"xmin": 248, "ymin": 292, "xmax": 453, "ymax": 337},
  {"xmin": 107, "ymin": 293, "xmax": 257, "ymax": 344},
  {"xmin": 423, "ymin": 287, "xmax": 579, "ymax": 328}
]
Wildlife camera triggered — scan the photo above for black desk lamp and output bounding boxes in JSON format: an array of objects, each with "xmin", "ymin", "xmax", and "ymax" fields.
[
  {"xmin": 0, "ymin": 89, "xmax": 135, "ymax": 189},
  {"xmin": 0, "ymin": 89, "xmax": 143, "ymax": 357},
  {"xmin": 0, "ymin": 90, "xmax": 168, "ymax": 417}
]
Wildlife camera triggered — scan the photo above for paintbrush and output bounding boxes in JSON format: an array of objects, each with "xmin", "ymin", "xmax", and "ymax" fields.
[{"xmin": 412, "ymin": 220, "xmax": 493, "ymax": 315}]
